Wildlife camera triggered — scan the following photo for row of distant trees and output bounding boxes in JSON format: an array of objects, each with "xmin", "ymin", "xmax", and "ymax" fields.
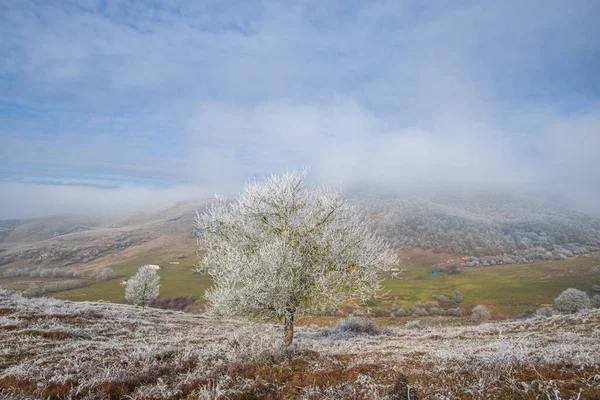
[{"xmin": 362, "ymin": 196, "xmax": 600, "ymax": 264}]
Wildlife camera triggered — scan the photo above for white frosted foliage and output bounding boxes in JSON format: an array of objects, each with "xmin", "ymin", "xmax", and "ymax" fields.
[
  {"xmin": 195, "ymin": 171, "xmax": 396, "ymax": 330},
  {"xmin": 125, "ymin": 265, "xmax": 160, "ymax": 308}
]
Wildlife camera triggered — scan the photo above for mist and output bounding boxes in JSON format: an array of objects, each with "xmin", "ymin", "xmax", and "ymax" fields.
[{"xmin": 1, "ymin": 1, "xmax": 599, "ymax": 218}]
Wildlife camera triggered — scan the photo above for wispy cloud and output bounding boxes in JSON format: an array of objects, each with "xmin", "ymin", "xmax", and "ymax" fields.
[{"xmin": 1, "ymin": 0, "xmax": 599, "ymax": 217}]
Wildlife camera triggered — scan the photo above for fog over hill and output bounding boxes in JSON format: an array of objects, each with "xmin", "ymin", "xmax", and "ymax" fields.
[
  {"xmin": 0, "ymin": 201, "xmax": 208, "ymax": 273},
  {"xmin": 1, "ymin": 190, "xmax": 599, "ymax": 273},
  {"xmin": 353, "ymin": 190, "xmax": 600, "ymax": 266}
]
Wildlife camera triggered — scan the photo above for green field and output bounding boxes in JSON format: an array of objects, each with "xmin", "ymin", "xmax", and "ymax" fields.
[
  {"xmin": 11, "ymin": 251, "xmax": 600, "ymax": 317},
  {"xmin": 49, "ymin": 251, "xmax": 212, "ymax": 303},
  {"xmin": 383, "ymin": 253, "xmax": 600, "ymax": 316}
]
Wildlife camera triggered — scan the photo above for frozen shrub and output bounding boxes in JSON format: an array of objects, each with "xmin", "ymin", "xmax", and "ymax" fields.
[
  {"xmin": 22, "ymin": 281, "xmax": 87, "ymax": 297},
  {"xmin": 592, "ymin": 294, "xmax": 600, "ymax": 308},
  {"xmin": 472, "ymin": 339, "xmax": 530, "ymax": 372},
  {"xmin": 451, "ymin": 290, "xmax": 464, "ymax": 304},
  {"xmin": 405, "ymin": 319, "xmax": 423, "ymax": 329},
  {"xmin": 428, "ymin": 306, "xmax": 442, "ymax": 315},
  {"xmin": 592, "ymin": 285, "xmax": 600, "ymax": 293},
  {"xmin": 322, "ymin": 317, "xmax": 388, "ymax": 339},
  {"xmin": 370, "ymin": 307, "xmax": 391, "ymax": 317},
  {"xmin": 422, "ymin": 301, "xmax": 439, "ymax": 310},
  {"xmin": 444, "ymin": 307, "xmax": 463, "ymax": 316},
  {"xmin": 435, "ymin": 290, "xmax": 464, "ymax": 307},
  {"xmin": 94, "ymin": 267, "xmax": 116, "ymax": 281},
  {"xmin": 470, "ymin": 305, "xmax": 491, "ymax": 322},
  {"xmin": 554, "ymin": 288, "xmax": 590, "ymax": 313},
  {"xmin": 535, "ymin": 306, "xmax": 556, "ymax": 318},
  {"xmin": 39, "ymin": 268, "xmax": 53, "ymax": 278},
  {"xmin": 24, "ymin": 283, "xmax": 43, "ymax": 297},
  {"xmin": 445, "ymin": 264, "xmax": 463, "ymax": 275},
  {"xmin": 436, "ymin": 294, "xmax": 451, "ymax": 306},
  {"xmin": 42, "ymin": 280, "xmax": 87, "ymax": 293},
  {"xmin": 391, "ymin": 304, "xmax": 410, "ymax": 317},
  {"xmin": 412, "ymin": 306, "xmax": 429, "ymax": 316},
  {"xmin": 25, "ymin": 266, "xmax": 79, "ymax": 279},
  {"xmin": 228, "ymin": 325, "xmax": 290, "ymax": 364}
]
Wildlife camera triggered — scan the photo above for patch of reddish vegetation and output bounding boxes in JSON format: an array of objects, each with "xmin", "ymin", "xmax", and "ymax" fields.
[
  {"xmin": 219, "ymin": 351, "xmax": 403, "ymax": 398},
  {"xmin": 396, "ymin": 248, "xmax": 459, "ymax": 266}
]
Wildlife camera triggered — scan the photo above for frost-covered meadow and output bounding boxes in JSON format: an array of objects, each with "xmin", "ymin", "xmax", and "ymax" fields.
[{"xmin": 1, "ymin": 288, "xmax": 599, "ymax": 399}]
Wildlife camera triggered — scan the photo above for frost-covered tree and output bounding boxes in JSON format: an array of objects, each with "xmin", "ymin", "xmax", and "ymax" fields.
[
  {"xmin": 554, "ymin": 288, "xmax": 590, "ymax": 313},
  {"xmin": 125, "ymin": 266, "xmax": 160, "ymax": 309},
  {"xmin": 195, "ymin": 171, "xmax": 396, "ymax": 345},
  {"xmin": 470, "ymin": 305, "xmax": 491, "ymax": 322}
]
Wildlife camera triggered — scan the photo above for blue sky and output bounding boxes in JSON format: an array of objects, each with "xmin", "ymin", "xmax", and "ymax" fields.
[{"xmin": 1, "ymin": 0, "xmax": 599, "ymax": 217}]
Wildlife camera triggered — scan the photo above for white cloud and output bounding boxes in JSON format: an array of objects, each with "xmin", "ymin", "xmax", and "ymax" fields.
[{"xmin": 1, "ymin": 0, "xmax": 599, "ymax": 217}]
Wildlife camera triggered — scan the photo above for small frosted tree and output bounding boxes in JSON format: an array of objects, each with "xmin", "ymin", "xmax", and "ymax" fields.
[
  {"xmin": 125, "ymin": 266, "xmax": 160, "ymax": 309},
  {"xmin": 195, "ymin": 171, "xmax": 396, "ymax": 345},
  {"xmin": 470, "ymin": 305, "xmax": 491, "ymax": 322},
  {"xmin": 554, "ymin": 288, "xmax": 590, "ymax": 313}
]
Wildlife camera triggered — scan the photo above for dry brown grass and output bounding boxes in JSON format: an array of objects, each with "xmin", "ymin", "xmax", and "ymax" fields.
[{"xmin": 1, "ymin": 288, "xmax": 600, "ymax": 399}]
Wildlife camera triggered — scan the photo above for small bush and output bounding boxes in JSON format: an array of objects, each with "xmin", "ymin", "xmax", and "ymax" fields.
[
  {"xmin": 428, "ymin": 306, "xmax": 442, "ymax": 315},
  {"xmin": 24, "ymin": 283, "xmax": 43, "ymax": 297},
  {"xmin": 554, "ymin": 288, "xmax": 590, "ymax": 313},
  {"xmin": 42, "ymin": 280, "xmax": 88, "ymax": 294},
  {"xmin": 23, "ymin": 280, "xmax": 87, "ymax": 297},
  {"xmin": 451, "ymin": 290, "xmax": 464, "ymax": 304},
  {"xmin": 445, "ymin": 264, "xmax": 463, "ymax": 275},
  {"xmin": 370, "ymin": 307, "xmax": 391, "ymax": 317},
  {"xmin": 94, "ymin": 267, "xmax": 116, "ymax": 281},
  {"xmin": 322, "ymin": 317, "xmax": 389, "ymax": 339},
  {"xmin": 592, "ymin": 285, "xmax": 600, "ymax": 293},
  {"xmin": 592, "ymin": 294, "xmax": 600, "ymax": 308},
  {"xmin": 436, "ymin": 294, "xmax": 451, "ymax": 306},
  {"xmin": 470, "ymin": 305, "xmax": 491, "ymax": 322},
  {"xmin": 227, "ymin": 325, "xmax": 290, "ymax": 364},
  {"xmin": 390, "ymin": 305, "xmax": 410, "ymax": 317},
  {"xmin": 405, "ymin": 320, "xmax": 423, "ymax": 329},
  {"xmin": 435, "ymin": 290, "xmax": 464, "ymax": 307},
  {"xmin": 444, "ymin": 307, "xmax": 464, "ymax": 317},
  {"xmin": 535, "ymin": 306, "xmax": 555, "ymax": 318},
  {"xmin": 412, "ymin": 307, "xmax": 428, "ymax": 316}
]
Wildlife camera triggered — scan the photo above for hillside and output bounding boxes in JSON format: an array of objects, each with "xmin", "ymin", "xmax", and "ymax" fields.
[
  {"xmin": 357, "ymin": 191, "xmax": 600, "ymax": 266},
  {"xmin": 1, "ymin": 192, "xmax": 600, "ymax": 307},
  {"xmin": 1, "ymin": 288, "xmax": 599, "ymax": 399},
  {"xmin": 0, "ymin": 201, "xmax": 210, "ymax": 273}
]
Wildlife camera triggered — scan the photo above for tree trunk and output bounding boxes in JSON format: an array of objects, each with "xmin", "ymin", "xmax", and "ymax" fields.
[{"xmin": 284, "ymin": 308, "xmax": 295, "ymax": 346}]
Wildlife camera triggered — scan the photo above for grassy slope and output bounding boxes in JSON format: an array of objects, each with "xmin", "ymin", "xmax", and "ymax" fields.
[
  {"xmin": 40, "ymin": 247, "xmax": 600, "ymax": 318},
  {"xmin": 383, "ymin": 252, "xmax": 600, "ymax": 316},
  {"xmin": 49, "ymin": 251, "xmax": 212, "ymax": 303}
]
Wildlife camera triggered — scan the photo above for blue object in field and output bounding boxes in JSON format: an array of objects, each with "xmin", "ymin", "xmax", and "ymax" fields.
[{"xmin": 431, "ymin": 269, "xmax": 439, "ymax": 275}]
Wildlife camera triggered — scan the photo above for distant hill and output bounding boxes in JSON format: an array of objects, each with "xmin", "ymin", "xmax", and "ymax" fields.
[
  {"xmin": 355, "ymin": 190, "xmax": 600, "ymax": 266},
  {"xmin": 1, "ymin": 191, "xmax": 599, "ymax": 274},
  {"xmin": 0, "ymin": 201, "xmax": 211, "ymax": 272}
]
